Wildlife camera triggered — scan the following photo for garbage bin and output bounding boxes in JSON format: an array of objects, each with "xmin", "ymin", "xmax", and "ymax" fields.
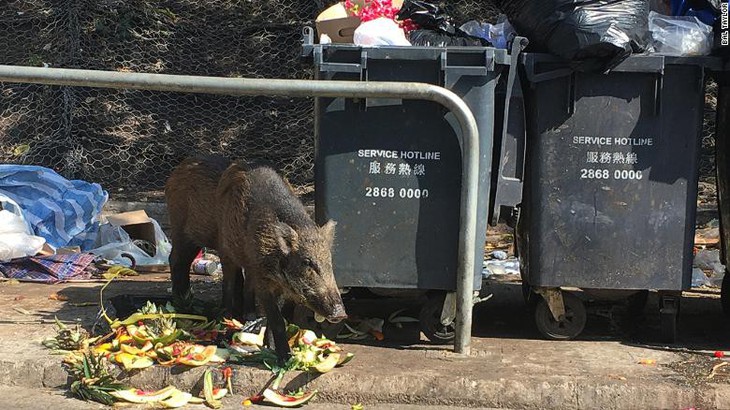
[
  {"xmin": 515, "ymin": 53, "xmax": 720, "ymax": 342},
  {"xmin": 713, "ymin": 66, "xmax": 730, "ymax": 316},
  {"xmin": 303, "ymin": 28, "xmax": 520, "ymax": 343}
]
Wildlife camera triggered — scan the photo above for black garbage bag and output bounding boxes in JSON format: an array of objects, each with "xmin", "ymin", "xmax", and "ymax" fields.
[
  {"xmin": 408, "ymin": 29, "xmax": 490, "ymax": 47},
  {"xmin": 499, "ymin": 0, "xmax": 650, "ymax": 72},
  {"xmin": 397, "ymin": 0, "xmax": 491, "ymax": 47}
]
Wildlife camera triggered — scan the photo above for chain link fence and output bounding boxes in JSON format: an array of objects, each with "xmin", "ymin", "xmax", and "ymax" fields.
[{"xmin": 0, "ymin": 1, "xmax": 502, "ymax": 201}]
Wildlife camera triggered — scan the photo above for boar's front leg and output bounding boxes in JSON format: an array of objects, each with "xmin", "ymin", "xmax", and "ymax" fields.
[
  {"xmin": 261, "ymin": 290, "xmax": 291, "ymax": 364},
  {"xmin": 220, "ymin": 255, "xmax": 244, "ymax": 319},
  {"xmin": 169, "ymin": 236, "xmax": 199, "ymax": 302}
]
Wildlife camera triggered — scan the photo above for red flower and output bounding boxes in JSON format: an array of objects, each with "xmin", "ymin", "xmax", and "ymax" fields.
[{"xmin": 345, "ymin": 0, "xmax": 418, "ymax": 32}]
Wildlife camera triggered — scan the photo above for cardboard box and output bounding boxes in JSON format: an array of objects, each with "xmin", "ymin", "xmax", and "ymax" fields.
[
  {"xmin": 106, "ymin": 210, "xmax": 157, "ymax": 254},
  {"xmin": 56, "ymin": 246, "xmax": 81, "ymax": 255},
  {"xmin": 316, "ymin": 2, "xmax": 361, "ymax": 44},
  {"xmin": 315, "ymin": 0, "xmax": 405, "ymax": 44}
]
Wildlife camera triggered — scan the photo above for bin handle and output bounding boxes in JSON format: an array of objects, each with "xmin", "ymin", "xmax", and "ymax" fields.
[{"xmin": 491, "ymin": 36, "xmax": 528, "ymax": 225}]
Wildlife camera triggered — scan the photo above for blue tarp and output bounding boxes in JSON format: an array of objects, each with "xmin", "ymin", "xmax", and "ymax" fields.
[{"xmin": 0, "ymin": 165, "xmax": 108, "ymax": 250}]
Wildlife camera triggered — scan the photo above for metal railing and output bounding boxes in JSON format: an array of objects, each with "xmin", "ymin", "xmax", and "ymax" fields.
[{"xmin": 0, "ymin": 65, "xmax": 479, "ymax": 354}]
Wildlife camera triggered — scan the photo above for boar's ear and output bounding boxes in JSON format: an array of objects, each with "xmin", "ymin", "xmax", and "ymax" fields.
[
  {"xmin": 274, "ymin": 221, "xmax": 299, "ymax": 256},
  {"xmin": 321, "ymin": 220, "xmax": 337, "ymax": 244}
]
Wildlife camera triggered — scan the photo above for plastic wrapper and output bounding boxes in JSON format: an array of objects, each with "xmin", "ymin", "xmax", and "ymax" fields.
[
  {"xmin": 500, "ymin": 0, "xmax": 649, "ymax": 72},
  {"xmin": 460, "ymin": 15, "xmax": 516, "ymax": 49},
  {"xmin": 88, "ymin": 218, "xmax": 171, "ymax": 266},
  {"xmin": 353, "ymin": 17, "xmax": 411, "ymax": 46},
  {"xmin": 0, "ymin": 210, "xmax": 46, "ymax": 262},
  {"xmin": 649, "ymin": 11, "xmax": 713, "ymax": 56}
]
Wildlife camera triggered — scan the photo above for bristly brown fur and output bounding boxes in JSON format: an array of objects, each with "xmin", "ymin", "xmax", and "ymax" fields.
[{"xmin": 165, "ymin": 155, "xmax": 346, "ymax": 361}]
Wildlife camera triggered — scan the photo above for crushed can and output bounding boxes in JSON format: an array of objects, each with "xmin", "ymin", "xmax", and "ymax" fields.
[{"xmin": 191, "ymin": 258, "xmax": 219, "ymax": 275}]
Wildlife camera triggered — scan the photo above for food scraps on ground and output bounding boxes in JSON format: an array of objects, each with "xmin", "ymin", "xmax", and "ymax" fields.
[
  {"xmin": 42, "ymin": 274, "xmax": 353, "ymax": 408},
  {"xmin": 49, "ymin": 292, "xmax": 69, "ymax": 301},
  {"xmin": 638, "ymin": 358, "xmax": 657, "ymax": 365}
]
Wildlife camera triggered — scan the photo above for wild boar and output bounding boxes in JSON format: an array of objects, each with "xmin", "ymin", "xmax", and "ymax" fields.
[{"xmin": 165, "ymin": 156, "xmax": 346, "ymax": 360}]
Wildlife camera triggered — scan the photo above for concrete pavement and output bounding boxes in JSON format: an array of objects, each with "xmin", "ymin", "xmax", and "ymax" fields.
[{"xmin": 0, "ymin": 276, "xmax": 728, "ymax": 409}]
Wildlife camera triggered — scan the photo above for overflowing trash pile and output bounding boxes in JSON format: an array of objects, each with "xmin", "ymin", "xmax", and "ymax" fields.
[
  {"xmin": 0, "ymin": 164, "xmax": 177, "ymax": 283},
  {"xmin": 315, "ymin": 0, "xmax": 726, "ymax": 73},
  {"xmin": 41, "ymin": 274, "xmax": 354, "ymax": 408}
]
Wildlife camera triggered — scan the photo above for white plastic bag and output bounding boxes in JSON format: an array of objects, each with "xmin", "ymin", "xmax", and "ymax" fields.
[
  {"xmin": 88, "ymin": 218, "xmax": 171, "ymax": 266},
  {"xmin": 648, "ymin": 11, "xmax": 713, "ymax": 56},
  {"xmin": 354, "ymin": 18, "xmax": 411, "ymax": 46},
  {"xmin": 0, "ymin": 210, "xmax": 46, "ymax": 262}
]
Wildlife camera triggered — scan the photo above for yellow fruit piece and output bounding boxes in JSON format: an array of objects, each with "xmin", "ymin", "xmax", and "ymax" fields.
[
  {"xmin": 120, "ymin": 344, "xmax": 147, "ymax": 356},
  {"xmin": 188, "ymin": 396, "xmax": 205, "ymax": 404},
  {"xmin": 159, "ymin": 390, "xmax": 192, "ymax": 408},
  {"xmin": 116, "ymin": 352, "xmax": 155, "ymax": 370},
  {"xmin": 210, "ymin": 348, "xmax": 230, "ymax": 363},
  {"xmin": 178, "ymin": 345, "xmax": 217, "ymax": 366},
  {"xmin": 314, "ymin": 353, "xmax": 340, "ymax": 373},
  {"xmin": 94, "ymin": 342, "xmax": 114, "ymax": 354},
  {"xmin": 338, "ymin": 352, "xmax": 355, "ymax": 366},
  {"xmin": 233, "ymin": 327, "xmax": 266, "ymax": 346}
]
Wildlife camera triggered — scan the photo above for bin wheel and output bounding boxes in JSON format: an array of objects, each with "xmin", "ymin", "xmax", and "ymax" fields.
[
  {"xmin": 419, "ymin": 297, "xmax": 455, "ymax": 344},
  {"xmin": 659, "ymin": 295, "xmax": 680, "ymax": 344},
  {"xmin": 722, "ymin": 271, "xmax": 730, "ymax": 316},
  {"xmin": 534, "ymin": 291, "xmax": 586, "ymax": 340},
  {"xmin": 626, "ymin": 290, "xmax": 649, "ymax": 317}
]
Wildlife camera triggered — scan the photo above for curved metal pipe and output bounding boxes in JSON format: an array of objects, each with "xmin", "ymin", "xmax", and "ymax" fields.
[{"xmin": 0, "ymin": 65, "xmax": 478, "ymax": 355}]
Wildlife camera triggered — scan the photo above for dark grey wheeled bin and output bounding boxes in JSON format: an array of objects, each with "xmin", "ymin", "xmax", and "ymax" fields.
[
  {"xmin": 515, "ymin": 54, "xmax": 720, "ymax": 342},
  {"xmin": 303, "ymin": 28, "xmax": 521, "ymax": 343}
]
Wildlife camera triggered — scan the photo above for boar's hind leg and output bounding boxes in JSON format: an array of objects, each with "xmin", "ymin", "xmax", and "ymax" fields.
[
  {"xmin": 261, "ymin": 291, "xmax": 291, "ymax": 364},
  {"xmin": 221, "ymin": 255, "xmax": 245, "ymax": 319},
  {"xmin": 169, "ymin": 237, "xmax": 199, "ymax": 300},
  {"xmin": 242, "ymin": 271, "xmax": 258, "ymax": 320}
]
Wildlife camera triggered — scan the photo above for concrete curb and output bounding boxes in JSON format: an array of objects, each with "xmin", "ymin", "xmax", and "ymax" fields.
[{"xmin": 1, "ymin": 356, "xmax": 728, "ymax": 409}]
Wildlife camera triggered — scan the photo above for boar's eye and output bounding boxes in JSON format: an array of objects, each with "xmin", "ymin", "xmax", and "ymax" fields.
[{"xmin": 304, "ymin": 258, "xmax": 319, "ymax": 273}]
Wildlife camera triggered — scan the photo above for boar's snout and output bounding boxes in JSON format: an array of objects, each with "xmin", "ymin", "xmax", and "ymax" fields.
[
  {"xmin": 307, "ymin": 291, "xmax": 347, "ymax": 323},
  {"xmin": 326, "ymin": 302, "xmax": 347, "ymax": 323}
]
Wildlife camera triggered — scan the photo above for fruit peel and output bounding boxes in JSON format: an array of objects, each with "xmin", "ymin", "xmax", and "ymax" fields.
[
  {"xmin": 313, "ymin": 353, "xmax": 340, "ymax": 373},
  {"xmin": 262, "ymin": 388, "xmax": 317, "ymax": 407},
  {"xmin": 159, "ymin": 390, "xmax": 192, "ymax": 408},
  {"xmin": 109, "ymin": 386, "xmax": 178, "ymax": 403}
]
